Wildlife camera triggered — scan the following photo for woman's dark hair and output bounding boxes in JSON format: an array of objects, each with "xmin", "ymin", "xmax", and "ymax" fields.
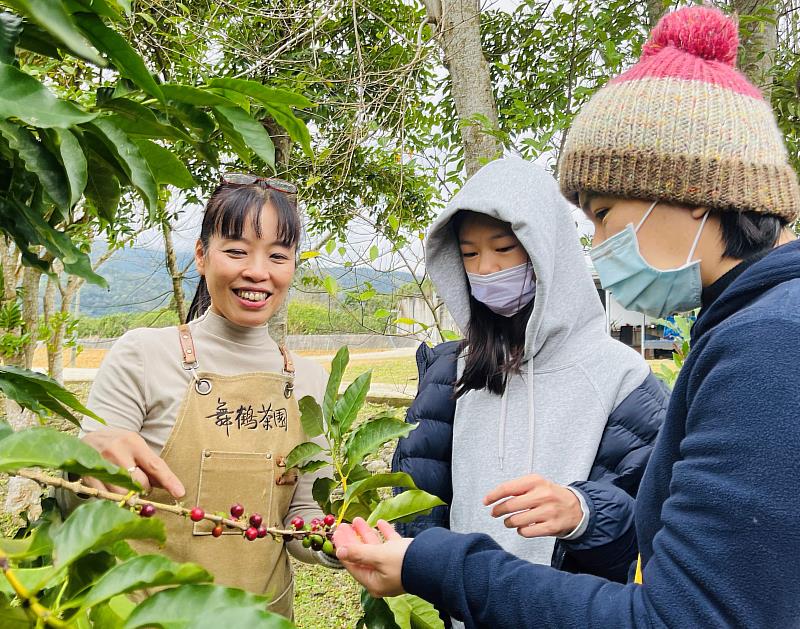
[
  {"xmin": 718, "ymin": 210, "xmax": 785, "ymax": 260},
  {"xmin": 186, "ymin": 182, "xmax": 301, "ymax": 321},
  {"xmin": 450, "ymin": 210, "xmax": 534, "ymax": 398},
  {"xmin": 454, "ymin": 296, "xmax": 534, "ymax": 398}
]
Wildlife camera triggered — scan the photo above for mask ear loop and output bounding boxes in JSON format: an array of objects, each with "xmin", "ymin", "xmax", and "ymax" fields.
[
  {"xmin": 634, "ymin": 200, "xmax": 660, "ymax": 232},
  {"xmin": 686, "ymin": 210, "xmax": 711, "ymax": 264}
]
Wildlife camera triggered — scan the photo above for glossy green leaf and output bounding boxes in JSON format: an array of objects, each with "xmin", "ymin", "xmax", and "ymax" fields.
[
  {"xmin": 298, "ymin": 395, "xmax": 324, "ymax": 438},
  {"xmin": 0, "ymin": 517, "xmax": 55, "ymax": 559},
  {"xmin": 298, "ymin": 250, "xmax": 319, "ymax": 260},
  {"xmin": 262, "ymin": 102, "xmax": 312, "ymax": 157},
  {"xmin": 361, "ymin": 590, "xmax": 401, "ymax": 629},
  {"xmin": 4, "ymin": 0, "xmax": 103, "ymax": 64},
  {"xmin": 440, "ymin": 330, "xmax": 461, "ymax": 342},
  {"xmin": 133, "ymin": 139, "xmax": 194, "ymax": 189},
  {"xmin": 46, "ymin": 128, "xmax": 87, "ymax": 207},
  {"xmin": 297, "ymin": 459, "xmax": 327, "ymax": 474},
  {"xmin": 66, "ymin": 0, "xmax": 126, "ymax": 21},
  {"xmin": 345, "ymin": 417, "xmax": 415, "ymax": 474},
  {"xmin": 0, "ymin": 196, "xmax": 104, "ymax": 284},
  {"xmin": 123, "ymin": 584, "xmax": 274, "ymax": 628},
  {"xmin": 0, "ymin": 121, "xmax": 70, "ymax": 213},
  {"xmin": 366, "ymin": 490, "xmax": 445, "ymax": 526},
  {"xmin": 213, "ymin": 106, "xmax": 275, "ymax": 169},
  {"xmin": 385, "ymin": 594, "xmax": 444, "ymax": 629},
  {"xmin": 74, "ymin": 13, "xmax": 162, "ymax": 100},
  {"xmin": 211, "ymin": 106, "xmax": 251, "ymax": 164},
  {"xmin": 188, "ymin": 607, "xmax": 296, "ymax": 628},
  {"xmin": 323, "ymin": 346, "xmax": 349, "ymax": 423},
  {"xmin": 333, "ymin": 370, "xmax": 371, "ymax": 435},
  {"xmin": 284, "ymin": 440, "xmax": 324, "ymax": 469},
  {"xmin": 84, "ymin": 150, "xmax": 121, "ymax": 222},
  {"xmin": 312, "ymin": 477, "xmax": 335, "ymax": 515},
  {"xmin": 208, "ymin": 77, "xmax": 313, "ymax": 109},
  {"xmin": 100, "ymin": 100, "xmax": 192, "ymax": 141},
  {"xmin": 0, "ymin": 11, "xmax": 22, "ymax": 64},
  {"xmin": 369, "ymin": 245, "xmax": 379, "ymax": 262},
  {"xmin": 0, "ymin": 365, "xmax": 104, "ymax": 423},
  {"xmin": 0, "ymin": 427, "xmax": 136, "ymax": 489},
  {"xmin": 87, "ymin": 118, "xmax": 158, "ymax": 216},
  {"xmin": 77, "ymin": 555, "xmax": 211, "ymax": 612},
  {"xmin": 50, "ymin": 500, "xmax": 164, "ymax": 577},
  {"xmin": 0, "ymin": 566, "xmax": 52, "ymax": 596},
  {"xmin": 17, "ymin": 21, "xmax": 61, "ymax": 58},
  {"xmin": 343, "ymin": 472, "xmax": 416, "ymax": 505},
  {"xmin": 160, "ymin": 84, "xmax": 238, "ymax": 107}
]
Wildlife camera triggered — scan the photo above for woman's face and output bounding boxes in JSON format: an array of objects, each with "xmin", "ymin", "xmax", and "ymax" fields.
[
  {"xmin": 457, "ymin": 213, "xmax": 529, "ymax": 275},
  {"xmin": 195, "ymin": 203, "xmax": 296, "ymax": 328}
]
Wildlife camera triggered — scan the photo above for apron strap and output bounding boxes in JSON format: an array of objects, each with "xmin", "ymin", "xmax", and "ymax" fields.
[
  {"xmin": 278, "ymin": 345, "xmax": 295, "ymax": 398},
  {"xmin": 178, "ymin": 324, "xmax": 198, "ymax": 368}
]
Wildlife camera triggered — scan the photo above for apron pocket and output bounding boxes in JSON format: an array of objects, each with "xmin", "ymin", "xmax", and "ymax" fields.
[{"xmin": 193, "ymin": 450, "xmax": 274, "ymax": 536}]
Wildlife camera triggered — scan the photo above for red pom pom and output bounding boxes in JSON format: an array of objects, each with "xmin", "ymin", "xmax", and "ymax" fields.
[{"xmin": 643, "ymin": 6, "xmax": 738, "ymax": 67}]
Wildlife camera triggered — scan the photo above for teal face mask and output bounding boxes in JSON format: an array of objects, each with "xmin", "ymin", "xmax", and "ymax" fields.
[{"xmin": 589, "ymin": 201, "xmax": 710, "ymax": 319}]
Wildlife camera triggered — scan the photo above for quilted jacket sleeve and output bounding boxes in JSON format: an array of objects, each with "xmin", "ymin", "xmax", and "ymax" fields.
[{"xmin": 392, "ymin": 341, "xmax": 461, "ymax": 538}]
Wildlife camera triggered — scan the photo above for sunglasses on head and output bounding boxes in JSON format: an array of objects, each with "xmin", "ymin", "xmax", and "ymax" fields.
[{"xmin": 221, "ymin": 172, "xmax": 297, "ymax": 194}]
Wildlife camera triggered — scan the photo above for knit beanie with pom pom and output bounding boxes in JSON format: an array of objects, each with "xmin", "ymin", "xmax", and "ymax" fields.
[{"xmin": 559, "ymin": 5, "xmax": 799, "ymax": 222}]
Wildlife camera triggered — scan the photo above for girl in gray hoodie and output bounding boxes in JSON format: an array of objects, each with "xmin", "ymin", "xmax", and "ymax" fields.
[{"xmin": 392, "ymin": 156, "xmax": 668, "ymax": 589}]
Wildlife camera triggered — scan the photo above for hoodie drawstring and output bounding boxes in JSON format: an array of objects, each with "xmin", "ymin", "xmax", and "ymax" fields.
[
  {"xmin": 527, "ymin": 360, "xmax": 535, "ymax": 471},
  {"xmin": 498, "ymin": 387, "xmax": 508, "ymax": 470},
  {"xmin": 497, "ymin": 360, "xmax": 536, "ymax": 471}
]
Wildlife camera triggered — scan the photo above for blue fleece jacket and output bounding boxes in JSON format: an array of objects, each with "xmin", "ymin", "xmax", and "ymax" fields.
[{"xmin": 401, "ymin": 239, "xmax": 800, "ymax": 628}]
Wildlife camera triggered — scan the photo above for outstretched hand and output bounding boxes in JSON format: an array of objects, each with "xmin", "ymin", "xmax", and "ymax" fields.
[
  {"xmin": 81, "ymin": 428, "xmax": 185, "ymax": 498},
  {"xmin": 332, "ymin": 517, "xmax": 411, "ymax": 598},
  {"xmin": 484, "ymin": 473, "xmax": 582, "ymax": 538}
]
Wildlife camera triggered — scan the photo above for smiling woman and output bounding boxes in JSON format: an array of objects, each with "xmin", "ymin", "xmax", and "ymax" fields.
[{"xmin": 60, "ymin": 176, "xmax": 342, "ymax": 620}]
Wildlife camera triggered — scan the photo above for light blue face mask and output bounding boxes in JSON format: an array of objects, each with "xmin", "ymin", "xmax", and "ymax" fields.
[{"xmin": 589, "ymin": 201, "xmax": 710, "ymax": 319}]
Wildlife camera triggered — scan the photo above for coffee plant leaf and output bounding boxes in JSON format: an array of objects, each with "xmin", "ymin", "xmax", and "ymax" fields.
[
  {"xmin": 51, "ymin": 500, "xmax": 164, "ymax": 577},
  {"xmin": 323, "ymin": 346, "xmax": 349, "ymax": 424},
  {"xmin": 77, "ymin": 554, "xmax": 211, "ymax": 612},
  {"xmin": 0, "ymin": 428, "xmax": 136, "ymax": 488},
  {"xmin": 366, "ymin": 490, "xmax": 445, "ymax": 526},
  {"xmin": 123, "ymin": 583, "xmax": 272, "ymax": 628},
  {"xmin": 285, "ymin": 441, "xmax": 324, "ymax": 469},
  {"xmin": 298, "ymin": 395, "xmax": 324, "ymax": 438},
  {"xmin": 344, "ymin": 417, "xmax": 415, "ymax": 474},
  {"xmin": 385, "ymin": 594, "xmax": 444, "ymax": 629},
  {"xmin": 333, "ymin": 370, "xmax": 372, "ymax": 435},
  {"xmin": 343, "ymin": 472, "xmax": 416, "ymax": 505}
]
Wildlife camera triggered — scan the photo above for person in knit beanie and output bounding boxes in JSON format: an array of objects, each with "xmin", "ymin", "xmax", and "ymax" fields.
[{"xmin": 330, "ymin": 6, "xmax": 800, "ymax": 628}]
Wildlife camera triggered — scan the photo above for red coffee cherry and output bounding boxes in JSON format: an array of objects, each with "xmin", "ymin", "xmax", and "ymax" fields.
[
  {"xmin": 230, "ymin": 503, "xmax": 245, "ymax": 518},
  {"xmin": 249, "ymin": 513, "xmax": 263, "ymax": 528},
  {"xmin": 323, "ymin": 514, "xmax": 335, "ymax": 527},
  {"xmin": 139, "ymin": 503, "xmax": 156, "ymax": 518},
  {"xmin": 291, "ymin": 517, "xmax": 304, "ymax": 530},
  {"xmin": 257, "ymin": 525, "xmax": 268, "ymax": 538},
  {"xmin": 245, "ymin": 527, "xmax": 259, "ymax": 541},
  {"xmin": 189, "ymin": 507, "xmax": 205, "ymax": 522},
  {"xmin": 212, "ymin": 525, "xmax": 223, "ymax": 538}
]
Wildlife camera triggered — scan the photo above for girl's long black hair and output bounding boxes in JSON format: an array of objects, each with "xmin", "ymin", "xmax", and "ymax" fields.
[
  {"xmin": 450, "ymin": 211, "xmax": 535, "ymax": 398},
  {"xmin": 186, "ymin": 182, "xmax": 301, "ymax": 322}
]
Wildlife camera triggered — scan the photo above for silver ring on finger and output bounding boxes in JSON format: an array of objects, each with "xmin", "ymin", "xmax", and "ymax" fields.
[{"xmin": 127, "ymin": 465, "xmax": 138, "ymax": 475}]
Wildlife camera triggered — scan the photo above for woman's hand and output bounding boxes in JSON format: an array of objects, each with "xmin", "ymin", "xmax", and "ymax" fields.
[
  {"xmin": 484, "ymin": 474, "xmax": 582, "ymax": 538},
  {"xmin": 332, "ymin": 517, "xmax": 411, "ymax": 598},
  {"xmin": 81, "ymin": 428, "xmax": 185, "ymax": 498}
]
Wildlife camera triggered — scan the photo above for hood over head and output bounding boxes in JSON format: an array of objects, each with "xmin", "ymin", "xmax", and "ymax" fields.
[{"xmin": 425, "ymin": 156, "xmax": 607, "ymax": 366}]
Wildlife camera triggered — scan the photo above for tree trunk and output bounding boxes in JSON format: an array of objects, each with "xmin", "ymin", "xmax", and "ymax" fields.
[
  {"xmin": 733, "ymin": 0, "xmax": 777, "ymax": 96},
  {"xmin": 43, "ymin": 271, "xmax": 59, "ymax": 381},
  {"xmin": 162, "ymin": 217, "xmax": 187, "ymax": 324},
  {"xmin": 427, "ymin": 0, "xmax": 502, "ymax": 177},
  {"xmin": 20, "ymin": 265, "xmax": 41, "ymax": 370},
  {"xmin": 263, "ymin": 116, "xmax": 292, "ymax": 346}
]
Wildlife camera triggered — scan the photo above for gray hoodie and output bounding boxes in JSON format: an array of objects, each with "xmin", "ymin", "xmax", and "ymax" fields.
[{"xmin": 425, "ymin": 157, "xmax": 649, "ymax": 567}]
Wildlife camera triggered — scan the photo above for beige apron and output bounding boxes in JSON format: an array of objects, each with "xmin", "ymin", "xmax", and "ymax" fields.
[{"xmin": 131, "ymin": 324, "xmax": 304, "ymax": 618}]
